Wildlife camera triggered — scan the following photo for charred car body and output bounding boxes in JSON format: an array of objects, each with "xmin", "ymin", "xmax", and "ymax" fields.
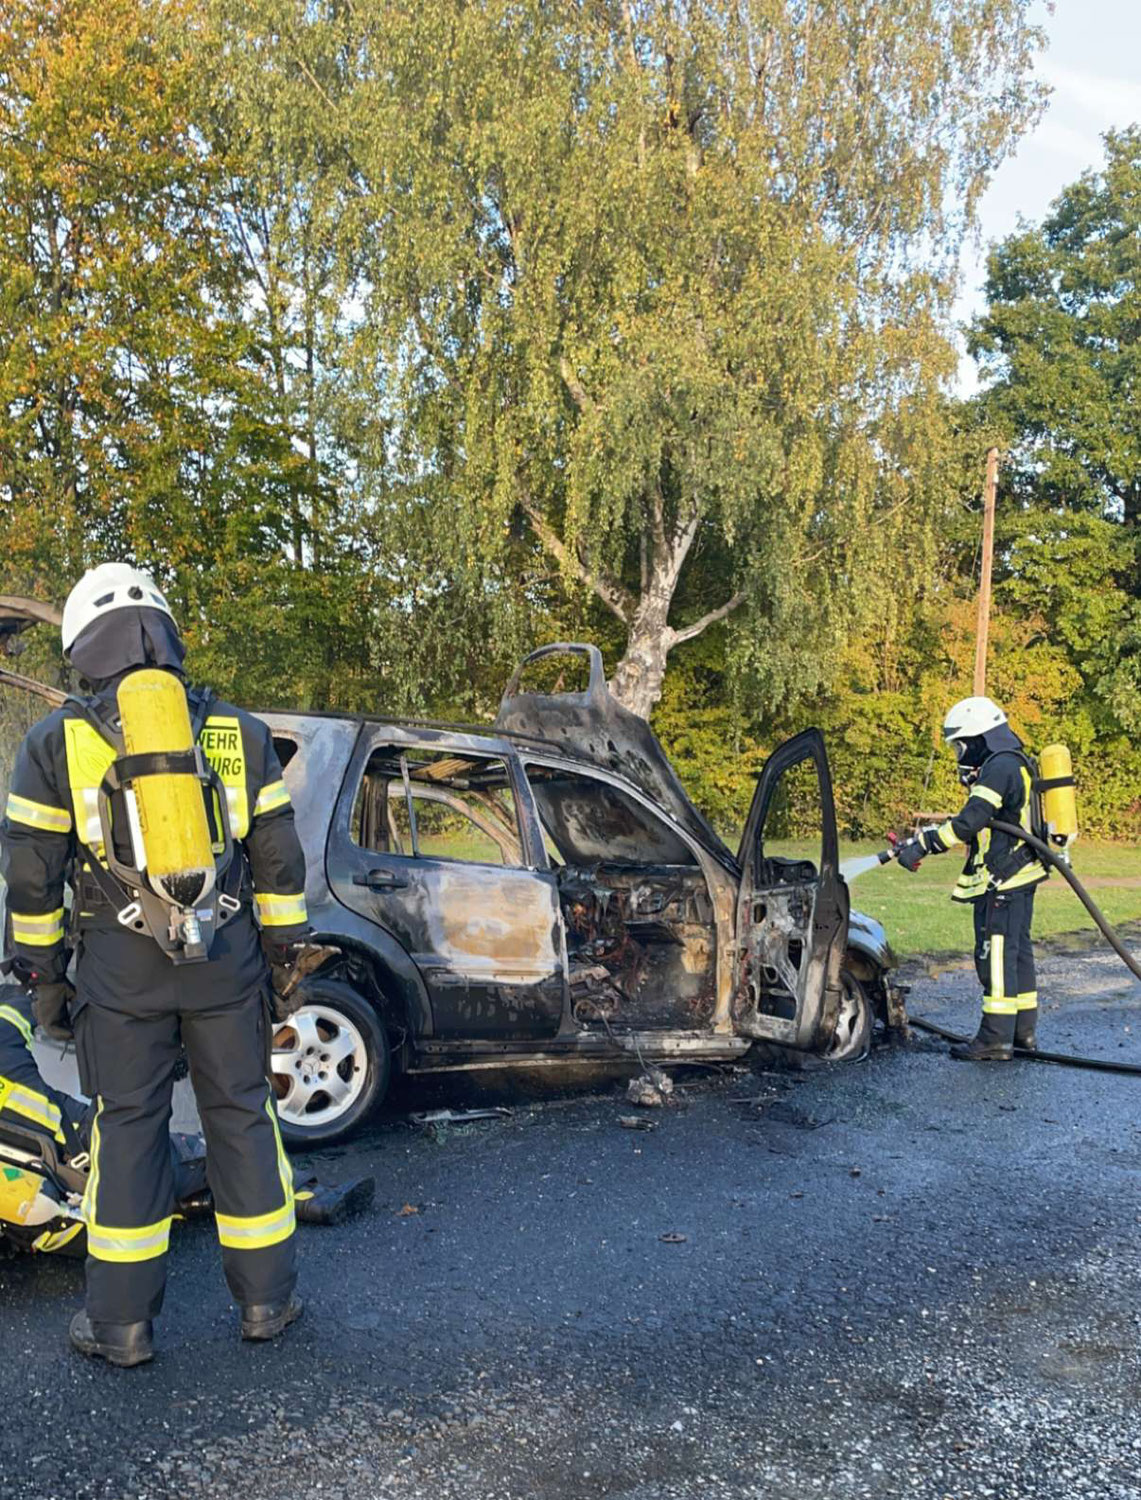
[{"xmin": 1, "ymin": 619, "xmax": 899, "ymax": 1146}]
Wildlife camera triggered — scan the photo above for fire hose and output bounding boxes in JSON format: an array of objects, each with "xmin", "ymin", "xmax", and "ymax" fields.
[{"xmin": 900, "ymin": 820, "xmax": 1141, "ymax": 1078}]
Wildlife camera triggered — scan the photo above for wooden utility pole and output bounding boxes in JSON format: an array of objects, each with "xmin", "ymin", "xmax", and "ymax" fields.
[{"xmin": 973, "ymin": 447, "xmax": 999, "ymax": 696}]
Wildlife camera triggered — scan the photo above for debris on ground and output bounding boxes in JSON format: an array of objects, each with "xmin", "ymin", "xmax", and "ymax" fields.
[
  {"xmin": 409, "ymin": 1108, "xmax": 513, "ymax": 1125},
  {"xmin": 626, "ymin": 1068, "xmax": 674, "ymax": 1107},
  {"xmin": 617, "ymin": 1115, "xmax": 657, "ymax": 1131},
  {"xmin": 659, "ymin": 1231, "xmax": 687, "ymax": 1243}
]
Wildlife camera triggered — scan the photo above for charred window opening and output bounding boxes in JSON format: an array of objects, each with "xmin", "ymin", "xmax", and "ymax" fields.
[
  {"xmin": 524, "ymin": 761, "xmax": 715, "ymax": 1030},
  {"xmin": 352, "ymin": 747, "xmax": 523, "ymax": 868},
  {"xmin": 272, "ymin": 735, "xmax": 299, "ymax": 772},
  {"xmin": 524, "ymin": 765, "xmax": 697, "ymax": 867}
]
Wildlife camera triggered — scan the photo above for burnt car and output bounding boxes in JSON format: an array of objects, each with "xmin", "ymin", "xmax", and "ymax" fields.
[{"xmin": 1, "ymin": 622, "xmax": 899, "ymax": 1146}]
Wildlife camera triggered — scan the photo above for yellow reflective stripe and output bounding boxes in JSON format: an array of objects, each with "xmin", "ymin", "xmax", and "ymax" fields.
[
  {"xmin": 2, "ymin": 1085, "xmax": 66, "ymax": 1144},
  {"xmin": 0, "ymin": 1003, "xmax": 34, "ymax": 1047},
  {"xmin": 5, "ymin": 792, "xmax": 72, "ymax": 834},
  {"xmin": 1014, "ymin": 993, "xmax": 1038, "ymax": 1011},
  {"xmin": 969, "ymin": 785, "xmax": 1003, "ymax": 809},
  {"xmin": 981, "ymin": 996, "xmax": 1019, "ymax": 1015},
  {"xmin": 254, "ymin": 891, "xmax": 308, "ymax": 926},
  {"xmin": 81, "ymin": 1100, "xmax": 103, "ymax": 1227},
  {"xmin": 33, "ymin": 1220, "xmax": 86, "ymax": 1254},
  {"xmin": 87, "ymin": 1215, "xmax": 173, "ymax": 1263},
  {"xmin": 215, "ymin": 1200, "xmax": 295, "ymax": 1250},
  {"xmin": 254, "ymin": 780, "xmax": 291, "ymax": 818},
  {"xmin": 936, "ymin": 820, "xmax": 959, "ymax": 848},
  {"xmin": 996, "ymin": 862, "xmax": 1047, "ymax": 892},
  {"xmin": 267, "ymin": 1095, "xmax": 295, "ymax": 1214},
  {"xmin": 9, "ymin": 908, "xmax": 65, "ymax": 947},
  {"xmin": 213, "ymin": 1096, "xmax": 294, "ymax": 1250},
  {"xmin": 990, "ymin": 934, "xmax": 1006, "ymax": 1001}
]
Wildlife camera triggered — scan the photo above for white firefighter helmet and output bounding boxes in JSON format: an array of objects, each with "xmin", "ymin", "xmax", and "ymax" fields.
[
  {"xmin": 942, "ymin": 695, "xmax": 1008, "ymax": 745},
  {"xmin": 61, "ymin": 563, "xmax": 175, "ymax": 655}
]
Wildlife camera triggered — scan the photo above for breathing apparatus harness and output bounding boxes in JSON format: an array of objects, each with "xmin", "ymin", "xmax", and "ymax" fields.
[{"xmin": 66, "ymin": 684, "xmax": 243, "ymax": 964}]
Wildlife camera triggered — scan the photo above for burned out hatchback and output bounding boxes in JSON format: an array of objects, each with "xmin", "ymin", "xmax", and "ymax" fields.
[{"xmin": 0, "ymin": 617, "xmax": 900, "ymax": 1146}]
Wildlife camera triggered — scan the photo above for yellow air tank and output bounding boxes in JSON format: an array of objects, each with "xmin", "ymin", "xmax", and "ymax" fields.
[
  {"xmin": 1039, "ymin": 743, "xmax": 1078, "ymax": 844},
  {"xmin": 117, "ymin": 669, "xmax": 215, "ymax": 908}
]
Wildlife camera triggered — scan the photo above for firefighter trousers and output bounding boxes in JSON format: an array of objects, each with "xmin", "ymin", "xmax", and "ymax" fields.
[
  {"xmin": 973, "ymin": 887, "xmax": 1037, "ymax": 1019},
  {"xmin": 75, "ymin": 927, "xmax": 296, "ymax": 1324}
]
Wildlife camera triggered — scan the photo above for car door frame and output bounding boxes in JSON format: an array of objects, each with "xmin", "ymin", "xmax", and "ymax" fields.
[
  {"xmin": 324, "ymin": 724, "xmax": 569, "ymax": 1041},
  {"xmin": 733, "ymin": 728, "xmax": 849, "ymax": 1051}
]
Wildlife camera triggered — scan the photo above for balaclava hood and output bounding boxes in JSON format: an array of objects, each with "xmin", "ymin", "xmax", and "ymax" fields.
[{"xmin": 69, "ymin": 606, "xmax": 187, "ymax": 695}]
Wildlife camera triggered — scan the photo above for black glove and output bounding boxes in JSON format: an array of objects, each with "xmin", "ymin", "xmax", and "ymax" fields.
[
  {"xmin": 895, "ymin": 837, "xmax": 925, "ymax": 873},
  {"xmin": 32, "ymin": 980, "xmax": 76, "ymax": 1041},
  {"xmin": 263, "ymin": 938, "xmax": 342, "ymax": 1022},
  {"xmin": 264, "ymin": 941, "xmax": 307, "ymax": 1019}
]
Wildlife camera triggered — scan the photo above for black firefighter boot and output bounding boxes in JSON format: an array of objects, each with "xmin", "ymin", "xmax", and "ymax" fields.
[
  {"xmin": 69, "ymin": 1311, "xmax": 154, "ymax": 1368},
  {"xmin": 950, "ymin": 1010, "xmax": 1015, "ymax": 1062},
  {"xmin": 294, "ymin": 1175, "xmax": 376, "ymax": 1227},
  {"xmin": 241, "ymin": 1293, "xmax": 304, "ymax": 1342},
  {"xmin": 1014, "ymin": 1006, "xmax": 1038, "ymax": 1052}
]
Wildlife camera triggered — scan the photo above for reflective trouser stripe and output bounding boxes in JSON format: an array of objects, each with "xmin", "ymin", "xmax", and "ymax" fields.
[
  {"xmin": 9, "ymin": 908, "xmax": 66, "ymax": 947},
  {"xmin": 82, "ymin": 1099, "xmax": 174, "ymax": 1262},
  {"xmin": 254, "ymin": 890, "xmax": 308, "ymax": 926},
  {"xmin": 214, "ymin": 1098, "xmax": 295, "ymax": 1250},
  {"xmin": 1014, "ymin": 992, "xmax": 1038, "ymax": 1011},
  {"xmin": 982, "ymin": 997, "xmax": 1019, "ymax": 1014},
  {"xmin": 4, "ymin": 792, "xmax": 72, "ymax": 834},
  {"xmin": 0, "ymin": 1004, "xmax": 34, "ymax": 1047},
  {"xmin": 87, "ymin": 1217, "xmax": 173, "ymax": 1263},
  {"xmin": 981, "ymin": 935, "xmax": 1017, "ymax": 1013},
  {"xmin": 80, "ymin": 1101, "xmax": 103, "ymax": 1228},
  {"xmin": 215, "ymin": 1201, "xmax": 296, "ymax": 1250},
  {"xmin": 1, "ymin": 1085, "xmax": 66, "ymax": 1143}
]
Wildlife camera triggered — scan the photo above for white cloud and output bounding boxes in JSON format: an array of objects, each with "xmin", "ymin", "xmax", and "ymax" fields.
[{"xmin": 1040, "ymin": 59, "xmax": 1141, "ymax": 129}]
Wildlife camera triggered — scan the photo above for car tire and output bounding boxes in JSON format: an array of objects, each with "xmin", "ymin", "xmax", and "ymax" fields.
[
  {"xmin": 271, "ymin": 977, "xmax": 391, "ymax": 1147},
  {"xmin": 820, "ymin": 970, "xmax": 873, "ymax": 1063}
]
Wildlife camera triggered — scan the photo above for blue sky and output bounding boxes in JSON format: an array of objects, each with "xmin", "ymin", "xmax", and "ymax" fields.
[{"xmin": 955, "ymin": 0, "xmax": 1141, "ymax": 390}]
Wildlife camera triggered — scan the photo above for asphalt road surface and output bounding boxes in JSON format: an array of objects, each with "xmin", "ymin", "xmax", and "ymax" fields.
[{"xmin": 2, "ymin": 945, "xmax": 1139, "ymax": 1500}]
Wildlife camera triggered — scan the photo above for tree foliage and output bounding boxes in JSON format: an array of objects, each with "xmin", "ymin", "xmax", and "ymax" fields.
[
  {"xmin": 276, "ymin": 0, "xmax": 1044, "ymax": 715},
  {"xmin": 2, "ymin": 4, "xmax": 1137, "ymax": 840}
]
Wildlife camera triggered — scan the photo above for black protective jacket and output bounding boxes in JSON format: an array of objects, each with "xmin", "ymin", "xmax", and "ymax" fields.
[
  {"xmin": 930, "ymin": 726, "xmax": 1047, "ymax": 903},
  {"xmin": 1, "ymin": 683, "xmax": 308, "ymax": 982}
]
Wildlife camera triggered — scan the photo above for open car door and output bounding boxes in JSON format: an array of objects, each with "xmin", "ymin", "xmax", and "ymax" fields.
[{"xmin": 734, "ymin": 729, "xmax": 849, "ymax": 1051}]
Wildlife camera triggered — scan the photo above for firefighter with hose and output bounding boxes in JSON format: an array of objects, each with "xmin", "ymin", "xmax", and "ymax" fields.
[
  {"xmin": 892, "ymin": 697, "xmax": 1058, "ymax": 1063},
  {"xmin": 0, "ymin": 563, "xmax": 323, "ymax": 1365}
]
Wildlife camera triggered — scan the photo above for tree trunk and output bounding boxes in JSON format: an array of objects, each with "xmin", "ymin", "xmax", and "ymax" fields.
[{"xmin": 609, "ymin": 593, "xmax": 673, "ymax": 720}]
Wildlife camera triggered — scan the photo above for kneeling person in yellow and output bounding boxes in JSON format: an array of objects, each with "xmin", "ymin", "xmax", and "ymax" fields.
[
  {"xmin": 893, "ymin": 696, "xmax": 1047, "ymax": 1062},
  {"xmin": 0, "ymin": 563, "xmax": 312, "ymax": 1366}
]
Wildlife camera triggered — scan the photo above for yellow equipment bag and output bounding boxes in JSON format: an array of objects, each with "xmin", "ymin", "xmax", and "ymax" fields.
[
  {"xmin": 117, "ymin": 669, "xmax": 215, "ymax": 909},
  {"xmin": 1038, "ymin": 743, "xmax": 1078, "ymax": 846},
  {"xmin": 0, "ymin": 1163, "xmax": 48, "ymax": 1227}
]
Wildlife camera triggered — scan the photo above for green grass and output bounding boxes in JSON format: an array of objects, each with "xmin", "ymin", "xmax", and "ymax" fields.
[{"xmin": 837, "ymin": 838, "xmax": 1141, "ymax": 958}]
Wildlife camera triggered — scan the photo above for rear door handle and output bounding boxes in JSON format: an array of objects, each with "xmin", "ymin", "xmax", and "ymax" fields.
[{"xmin": 353, "ymin": 868, "xmax": 410, "ymax": 891}]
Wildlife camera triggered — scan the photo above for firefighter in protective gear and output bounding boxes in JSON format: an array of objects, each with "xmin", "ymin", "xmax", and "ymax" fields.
[
  {"xmin": 894, "ymin": 696, "xmax": 1047, "ymax": 1061},
  {"xmin": 0, "ymin": 563, "xmax": 313, "ymax": 1366},
  {"xmin": 0, "ymin": 986, "xmax": 376, "ymax": 1263}
]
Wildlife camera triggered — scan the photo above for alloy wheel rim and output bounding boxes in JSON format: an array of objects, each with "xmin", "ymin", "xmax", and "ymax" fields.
[{"xmin": 271, "ymin": 1005, "xmax": 368, "ymax": 1127}]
